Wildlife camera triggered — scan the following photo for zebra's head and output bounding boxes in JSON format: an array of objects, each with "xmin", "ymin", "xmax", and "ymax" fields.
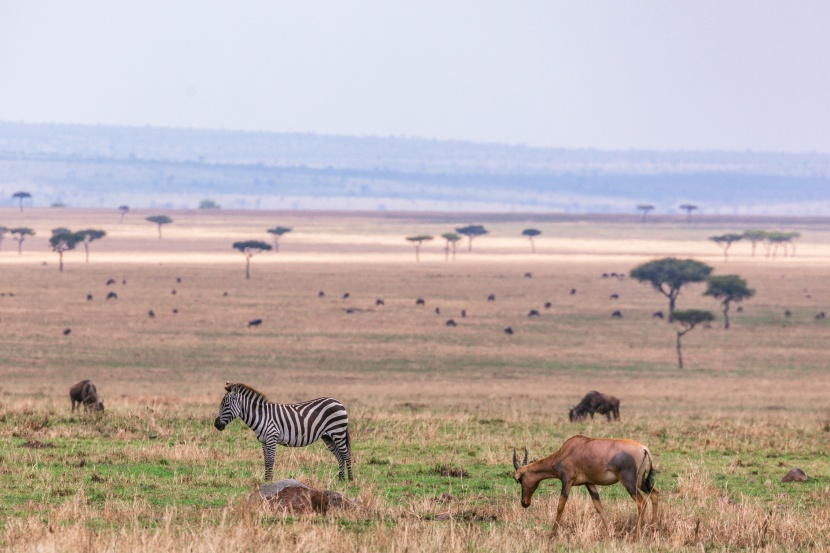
[{"xmin": 214, "ymin": 382, "xmax": 242, "ymax": 431}]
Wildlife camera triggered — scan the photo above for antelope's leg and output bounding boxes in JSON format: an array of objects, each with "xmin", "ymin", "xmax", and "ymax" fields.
[
  {"xmin": 549, "ymin": 482, "xmax": 571, "ymax": 538},
  {"xmin": 648, "ymin": 486, "xmax": 659, "ymax": 528},
  {"xmin": 632, "ymin": 490, "xmax": 647, "ymax": 539},
  {"xmin": 586, "ymin": 484, "xmax": 612, "ymax": 537}
]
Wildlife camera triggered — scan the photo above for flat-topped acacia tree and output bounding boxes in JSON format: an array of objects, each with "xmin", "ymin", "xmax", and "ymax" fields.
[
  {"xmin": 637, "ymin": 204, "xmax": 655, "ymax": 223},
  {"xmin": 50, "ymin": 228, "xmax": 84, "ymax": 272},
  {"xmin": 456, "ymin": 225, "xmax": 488, "ymax": 253},
  {"xmin": 406, "ymin": 235, "xmax": 433, "ymax": 262},
  {"xmin": 10, "ymin": 227, "xmax": 35, "ymax": 255},
  {"xmin": 146, "ymin": 215, "xmax": 173, "ymax": 239},
  {"xmin": 709, "ymin": 233, "xmax": 743, "ymax": 260},
  {"xmin": 77, "ymin": 229, "xmax": 106, "ymax": 263},
  {"xmin": 521, "ymin": 228, "xmax": 541, "ymax": 253},
  {"xmin": 679, "ymin": 204, "xmax": 698, "ymax": 224},
  {"xmin": 630, "ymin": 258, "xmax": 713, "ymax": 321},
  {"xmin": 704, "ymin": 274, "xmax": 754, "ymax": 329},
  {"xmin": 441, "ymin": 232, "xmax": 461, "ymax": 261},
  {"xmin": 233, "ymin": 240, "xmax": 272, "ymax": 279},
  {"xmin": 266, "ymin": 226, "xmax": 292, "ymax": 253},
  {"xmin": 118, "ymin": 205, "xmax": 130, "ymax": 223},
  {"xmin": 673, "ymin": 309, "xmax": 715, "ymax": 369},
  {"xmin": 13, "ymin": 191, "xmax": 31, "ymax": 213},
  {"xmin": 0, "ymin": 226, "xmax": 8, "ymax": 251}
]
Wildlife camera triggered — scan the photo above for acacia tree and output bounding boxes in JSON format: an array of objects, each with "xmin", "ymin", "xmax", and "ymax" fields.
[
  {"xmin": 232, "ymin": 240, "xmax": 272, "ymax": 279},
  {"xmin": 456, "ymin": 225, "xmax": 488, "ymax": 252},
  {"xmin": 77, "ymin": 229, "xmax": 106, "ymax": 263},
  {"xmin": 709, "ymin": 233, "xmax": 743, "ymax": 260},
  {"xmin": 50, "ymin": 228, "xmax": 83, "ymax": 272},
  {"xmin": 441, "ymin": 232, "xmax": 461, "ymax": 261},
  {"xmin": 10, "ymin": 227, "xmax": 35, "ymax": 255},
  {"xmin": 522, "ymin": 228, "xmax": 541, "ymax": 253},
  {"xmin": 406, "ymin": 235, "xmax": 433, "ymax": 263},
  {"xmin": 118, "ymin": 205, "xmax": 130, "ymax": 223},
  {"xmin": 199, "ymin": 199, "xmax": 220, "ymax": 209},
  {"xmin": 637, "ymin": 204, "xmax": 655, "ymax": 223},
  {"xmin": 0, "ymin": 226, "xmax": 8, "ymax": 251},
  {"xmin": 765, "ymin": 231, "xmax": 795, "ymax": 258},
  {"xmin": 743, "ymin": 229, "xmax": 767, "ymax": 257},
  {"xmin": 673, "ymin": 309, "xmax": 714, "ymax": 369},
  {"xmin": 13, "ymin": 191, "xmax": 32, "ymax": 213},
  {"xmin": 266, "ymin": 226, "xmax": 292, "ymax": 252},
  {"xmin": 630, "ymin": 258, "xmax": 713, "ymax": 321},
  {"xmin": 704, "ymin": 274, "xmax": 754, "ymax": 329},
  {"xmin": 787, "ymin": 231, "xmax": 801, "ymax": 256},
  {"xmin": 679, "ymin": 204, "xmax": 698, "ymax": 224},
  {"xmin": 146, "ymin": 215, "xmax": 173, "ymax": 239}
]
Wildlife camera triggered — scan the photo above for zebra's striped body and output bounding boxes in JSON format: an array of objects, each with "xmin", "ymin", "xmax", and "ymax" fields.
[{"xmin": 214, "ymin": 382, "xmax": 352, "ymax": 481}]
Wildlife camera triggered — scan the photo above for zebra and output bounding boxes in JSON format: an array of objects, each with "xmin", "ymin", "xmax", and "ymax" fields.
[{"xmin": 214, "ymin": 382, "xmax": 353, "ymax": 481}]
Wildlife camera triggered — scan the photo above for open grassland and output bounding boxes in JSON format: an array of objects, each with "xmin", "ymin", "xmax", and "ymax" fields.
[{"xmin": 1, "ymin": 208, "xmax": 830, "ymax": 551}]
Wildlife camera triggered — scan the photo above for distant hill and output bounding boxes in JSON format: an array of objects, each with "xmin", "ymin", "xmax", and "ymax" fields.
[{"xmin": 1, "ymin": 121, "xmax": 829, "ymax": 214}]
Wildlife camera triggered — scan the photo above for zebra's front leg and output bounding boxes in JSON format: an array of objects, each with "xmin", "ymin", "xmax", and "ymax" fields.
[{"xmin": 261, "ymin": 442, "xmax": 276, "ymax": 482}]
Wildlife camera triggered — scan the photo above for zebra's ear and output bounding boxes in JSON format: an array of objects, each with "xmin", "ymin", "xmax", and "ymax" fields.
[{"xmin": 224, "ymin": 382, "xmax": 233, "ymax": 392}]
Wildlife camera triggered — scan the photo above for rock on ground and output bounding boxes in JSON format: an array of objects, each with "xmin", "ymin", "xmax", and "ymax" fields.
[
  {"xmin": 781, "ymin": 468, "xmax": 808, "ymax": 483},
  {"xmin": 248, "ymin": 479, "xmax": 353, "ymax": 514}
]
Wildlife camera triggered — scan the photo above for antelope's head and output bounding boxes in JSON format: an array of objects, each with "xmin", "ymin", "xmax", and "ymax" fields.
[
  {"xmin": 214, "ymin": 382, "xmax": 241, "ymax": 431},
  {"xmin": 513, "ymin": 447, "xmax": 540, "ymax": 508}
]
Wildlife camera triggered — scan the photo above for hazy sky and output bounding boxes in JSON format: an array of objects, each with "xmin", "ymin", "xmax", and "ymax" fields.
[{"xmin": 2, "ymin": 1, "xmax": 829, "ymax": 152}]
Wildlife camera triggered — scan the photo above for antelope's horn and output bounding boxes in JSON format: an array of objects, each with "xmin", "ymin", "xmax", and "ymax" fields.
[
  {"xmin": 523, "ymin": 447, "xmax": 529, "ymax": 467},
  {"xmin": 513, "ymin": 447, "xmax": 520, "ymax": 470}
]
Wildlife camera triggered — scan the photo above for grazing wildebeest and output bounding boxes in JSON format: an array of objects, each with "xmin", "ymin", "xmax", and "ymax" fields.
[
  {"xmin": 63, "ymin": 328, "xmax": 71, "ymax": 336},
  {"xmin": 488, "ymin": 293, "xmax": 496, "ymax": 301},
  {"xmin": 611, "ymin": 310, "xmax": 622, "ymax": 318},
  {"xmin": 122, "ymin": 279, "xmax": 127, "ymax": 285},
  {"xmin": 570, "ymin": 289, "xmax": 576, "ymax": 295},
  {"xmin": 528, "ymin": 309, "xmax": 540, "ymax": 317},
  {"xmin": 785, "ymin": 310, "xmax": 792, "ymax": 318},
  {"xmin": 416, "ymin": 298, "xmax": 425, "ymax": 306},
  {"xmin": 248, "ymin": 319, "xmax": 263, "ymax": 328},
  {"xmin": 524, "ymin": 272, "xmax": 533, "ymax": 278},
  {"xmin": 176, "ymin": 277, "xmax": 182, "ymax": 283},
  {"xmin": 816, "ymin": 312, "xmax": 826, "ymax": 320},
  {"xmin": 461, "ymin": 309, "xmax": 467, "ymax": 318},
  {"xmin": 513, "ymin": 436, "xmax": 658, "ymax": 539},
  {"xmin": 106, "ymin": 278, "xmax": 116, "ymax": 285},
  {"xmin": 736, "ymin": 306, "xmax": 743, "ymax": 313},
  {"xmin": 86, "ymin": 294, "xmax": 93, "ymax": 301},
  {"xmin": 569, "ymin": 391, "xmax": 620, "ymax": 422},
  {"xmin": 602, "ymin": 273, "xmax": 609, "ymax": 278},
  {"xmin": 610, "ymin": 293, "xmax": 619, "ymax": 300},
  {"xmin": 434, "ymin": 307, "xmax": 441, "ymax": 314},
  {"xmin": 106, "ymin": 292, "xmax": 118, "ymax": 300},
  {"xmin": 376, "ymin": 298, "xmax": 385, "ymax": 306},
  {"xmin": 223, "ymin": 291, "xmax": 229, "ymax": 297},
  {"xmin": 504, "ymin": 326, "xmax": 514, "ymax": 335},
  {"xmin": 652, "ymin": 311, "xmax": 664, "ymax": 319},
  {"xmin": 342, "ymin": 292, "xmax": 350, "ymax": 300},
  {"xmin": 148, "ymin": 310, "xmax": 155, "ymax": 318},
  {"xmin": 171, "ymin": 289, "xmax": 176, "ymax": 295},
  {"xmin": 544, "ymin": 302, "xmax": 552, "ymax": 309},
  {"xmin": 446, "ymin": 319, "xmax": 457, "ymax": 327},
  {"xmin": 172, "ymin": 308, "xmax": 178, "ymax": 314},
  {"xmin": 70, "ymin": 380, "xmax": 104, "ymax": 412},
  {"xmin": 318, "ymin": 290, "xmax": 325, "ymax": 298},
  {"xmin": 214, "ymin": 382, "xmax": 352, "ymax": 481}
]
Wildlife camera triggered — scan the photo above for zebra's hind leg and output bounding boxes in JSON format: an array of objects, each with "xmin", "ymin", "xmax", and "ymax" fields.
[{"xmin": 321, "ymin": 435, "xmax": 349, "ymax": 480}]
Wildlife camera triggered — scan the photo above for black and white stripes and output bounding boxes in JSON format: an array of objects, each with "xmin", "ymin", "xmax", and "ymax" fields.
[{"xmin": 214, "ymin": 382, "xmax": 352, "ymax": 481}]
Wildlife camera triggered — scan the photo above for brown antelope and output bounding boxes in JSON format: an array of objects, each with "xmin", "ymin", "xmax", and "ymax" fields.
[{"xmin": 513, "ymin": 435, "xmax": 658, "ymax": 539}]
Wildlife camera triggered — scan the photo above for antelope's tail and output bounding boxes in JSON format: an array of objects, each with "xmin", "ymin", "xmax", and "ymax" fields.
[{"xmin": 639, "ymin": 447, "xmax": 655, "ymax": 494}]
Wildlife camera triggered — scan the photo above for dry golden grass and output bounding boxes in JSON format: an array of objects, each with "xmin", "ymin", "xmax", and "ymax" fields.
[{"xmin": 1, "ymin": 208, "xmax": 829, "ymax": 551}]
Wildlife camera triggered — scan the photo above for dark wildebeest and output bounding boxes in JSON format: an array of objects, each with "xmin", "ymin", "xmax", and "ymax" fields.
[
  {"xmin": 461, "ymin": 309, "xmax": 467, "ymax": 318},
  {"xmin": 148, "ymin": 310, "xmax": 155, "ymax": 318},
  {"xmin": 652, "ymin": 311, "xmax": 664, "ymax": 319},
  {"xmin": 569, "ymin": 391, "xmax": 620, "ymax": 422},
  {"xmin": 611, "ymin": 310, "xmax": 622, "ymax": 319},
  {"xmin": 513, "ymin": 436, "xmax": 658, "ymax": 539},
  {"xmin": 504, "ymin": 326, "xmax": 514, "ymax": 335},
  {"xmin": 106, "ymin": 292, "xmax": 118, "ymax": 300},
  {"xmin": 376, "ymin": 298, "xmax": 385, "ymax": 306},
  {"xmin": 544, "ymin": 302, "xmax": 553, "ymax": 309},
  {"xmin": 434, "ymin": 307, "xmax": 441, "ymax": 315},
  {"xmin": 70, "ymin": 380, "xmax": 104, "ymax": 412},
  {"xmin": 610, "ymin": 293, "xmax": 619, "ymax": 300},
  {"xmin": 487, "ymin": 293, "xmax": 496, "ymax": 301},
  {"xmin": 785, "ymin": 310, "xmax": 792, "ymax": 318},
  {"xmin": 106, "ymin": 278, "xmax": 116, "ymax": 285},
  {"xmin": 342, "ymin": 292, "xmax": 350, "ymax": 300},
  {"xmin": 570, "ymin": 288, "xmax": 577, "ymax": 295},
  {"xmin": 318, "ymin": 290, "xmax": 325, "ymax": 298},
  {"xmin": 446, "ymin": 319, "xmax": 457, "ymax": 327},
  {"xmin": 528, "ymin": 309, "xmax": 540, "ymax": 317},
  {"xmin": 248, "ymin": 319, "xmax": 263, "ymax": 328},
  {"xmin": 86, "ymin": 294, "xmax": 93, "ymax": 301},
  {"xmin": 524, "ymin": 272, "xmax": 533, "ymax": 278},
  {"xmin": 416, "ymin": 298, "xmax": 425, "ymax": 306},
  {"xmin": 63, "ymin": 328, "xmax": 71, "ymax": 336}
]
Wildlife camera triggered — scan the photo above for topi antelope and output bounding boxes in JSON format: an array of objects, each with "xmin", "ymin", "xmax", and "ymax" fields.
[{"xmin": 512, "ymin": 435, "xmax": 658, "ymax": 539}]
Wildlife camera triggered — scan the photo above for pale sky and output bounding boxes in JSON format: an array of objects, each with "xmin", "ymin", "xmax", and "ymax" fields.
[{"xmin": 1, "ymin": 1, "xmax": 829, "ymax": 152}]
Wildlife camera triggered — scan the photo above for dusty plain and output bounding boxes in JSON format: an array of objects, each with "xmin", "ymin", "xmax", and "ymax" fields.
[{"xmin": 1, "ymin": 208, "xmax": 829, "ymax": 552}]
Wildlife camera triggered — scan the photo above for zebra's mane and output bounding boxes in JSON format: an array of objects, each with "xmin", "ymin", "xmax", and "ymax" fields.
[{"xmin": 233, "ymin": 383, "xmax": 270, "ymax": 402}]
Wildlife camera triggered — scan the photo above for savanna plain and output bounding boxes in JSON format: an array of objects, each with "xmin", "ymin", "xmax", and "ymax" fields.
[{"xmin": 1, "ymin": 209, "xmax": 829, "ymax": 552}]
